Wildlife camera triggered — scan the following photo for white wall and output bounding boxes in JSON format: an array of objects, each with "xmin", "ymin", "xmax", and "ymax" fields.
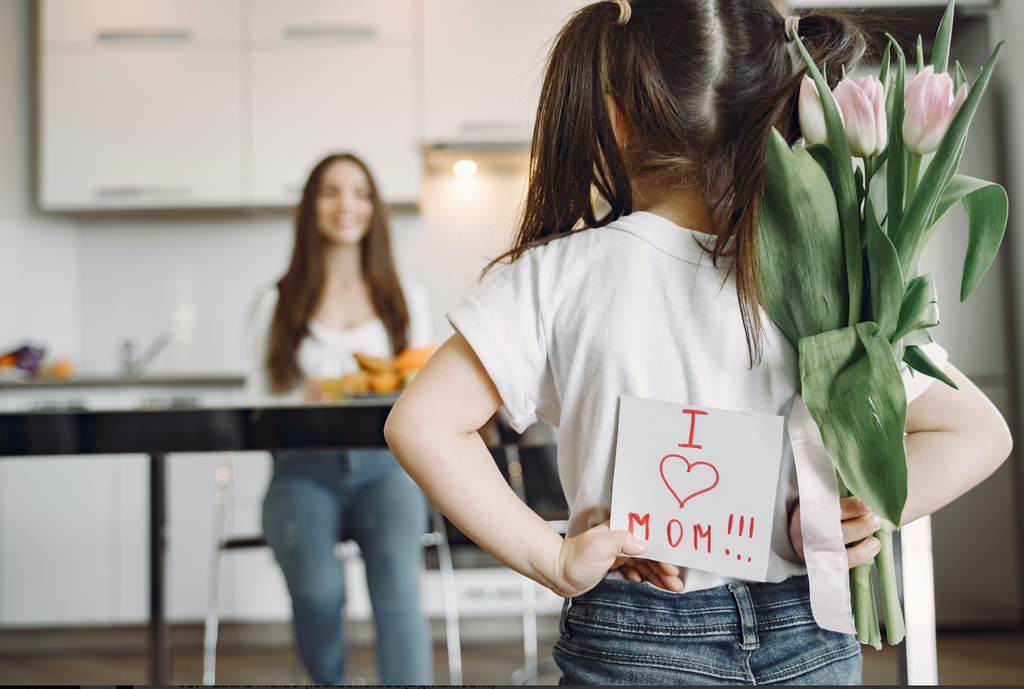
[
  {"xmin": 74, "ymin": 164, "xmax": 526, "ymax": 376},
  {"xmin": 0, "ymin": 0, "xmax": 81, "ymax": 362}
]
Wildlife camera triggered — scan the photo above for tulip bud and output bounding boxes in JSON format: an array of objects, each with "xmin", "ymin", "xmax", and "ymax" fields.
[
  {"xmin": 903, "ymin": 66, "xmax": 968, "ymax": 155},
  {"xmin": 798, "ymin": 75, "xmax": 837, "ymax": 147},
  {"xmin": 833, "ymin": 76, "xmax": 888, "ymax": 157}
]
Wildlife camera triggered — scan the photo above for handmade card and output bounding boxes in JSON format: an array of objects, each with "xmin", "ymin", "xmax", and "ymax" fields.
[{"xmin": 610, "ymin": 396, "xmax": 786, "ymax": 581}]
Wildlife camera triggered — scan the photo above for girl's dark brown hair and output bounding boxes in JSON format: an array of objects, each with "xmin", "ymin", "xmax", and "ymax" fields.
[
  {"xmin": 267, "ymin": 153, "xmax": 409, "ymax": 392},
  {"xmin": 492, "ymin": 0, "xmax": 867, "ymax": 364}
]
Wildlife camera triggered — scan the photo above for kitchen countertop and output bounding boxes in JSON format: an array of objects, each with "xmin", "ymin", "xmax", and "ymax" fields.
[{"xmin": 0, "ymin": 374, "xmax": 246, "ymax": 388}]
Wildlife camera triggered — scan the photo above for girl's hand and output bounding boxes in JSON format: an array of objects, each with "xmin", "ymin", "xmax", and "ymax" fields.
[
  {"xmin": 303, "ymin": 377, "xmax": 330, "ymax": 402},
  {"xmin": 617, "ymin": 558, "xmax": 686, "ymax": 592},
  {"xmin": 553, "ymin": 521, "xmax": 649, "ymax": 598},
  {"xmin": 789, "ymin": 497, "xmax": 882, "ymax": 569}
]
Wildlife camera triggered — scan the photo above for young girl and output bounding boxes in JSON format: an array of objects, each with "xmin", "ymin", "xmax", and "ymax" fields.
[
  {"xmin": 248, "ymin": 154, "xmax": 433, "ymax": 684},
  {"xmin": 386, "ymin": 1, "xmax": 1012, "ymax": 684}
]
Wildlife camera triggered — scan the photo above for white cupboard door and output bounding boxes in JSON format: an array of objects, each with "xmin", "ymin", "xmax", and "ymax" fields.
[
  {"xmin": 423, "ymin": 0, "xmax": 590, "ymax": 144},
  {"xmin": 2, "ymin": 457, "xmax": 117, "ymax": 626},
  {"xmin": 251, "ymin": 47, "xmax": 420, "ymax": 205},
  {"xmin": 251, "ymin": 0, "xmax": 414, "ymax": 47},
  {"xmin": 40, "ymin": 51, "xmax": 246, "ymax": 210},
  {"xmin": 41, "ymin": 0, "xmax": 242, "ymax": 50}
]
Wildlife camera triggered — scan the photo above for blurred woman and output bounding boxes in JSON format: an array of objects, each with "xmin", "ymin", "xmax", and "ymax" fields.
[{"xmin": 248, "ymin": 153, "xmax": 433, "ymax": 685}]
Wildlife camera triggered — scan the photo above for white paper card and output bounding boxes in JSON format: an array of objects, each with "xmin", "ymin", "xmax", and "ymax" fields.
[{"xmin": 610, "ymin": 396, "xmax": 785, "ymax": 581}]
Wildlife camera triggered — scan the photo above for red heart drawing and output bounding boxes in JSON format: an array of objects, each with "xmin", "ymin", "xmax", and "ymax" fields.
[{"xmin": 660, "ymin": 454, "xmax": 719, "ymax": 508}]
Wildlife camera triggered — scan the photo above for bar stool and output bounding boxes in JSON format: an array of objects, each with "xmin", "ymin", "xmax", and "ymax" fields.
[{"xmin": 201, "ymin": 451, "xmax": 463, "ymax": 685}]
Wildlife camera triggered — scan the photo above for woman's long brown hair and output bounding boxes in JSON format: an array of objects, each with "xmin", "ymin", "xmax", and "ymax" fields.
[
  {"xmin": 491, "ymin": 0, "xmax": 868, "ymax": 365},
  {"xmin": 267, "ymin": 154, "xmax": 409, "ymax": 392}
]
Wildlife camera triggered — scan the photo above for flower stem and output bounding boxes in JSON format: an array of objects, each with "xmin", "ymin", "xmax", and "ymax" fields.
[
  {"xmin": 906, "ymin": 152, "xmax": 923, "ymax": 201},
  {"xmin": 874, "ymin": 520, "xmax": 906, "ymax": 644},
  {"xmin": 851, "ymin": 560, "xmax": 879, "ymax": 648}
]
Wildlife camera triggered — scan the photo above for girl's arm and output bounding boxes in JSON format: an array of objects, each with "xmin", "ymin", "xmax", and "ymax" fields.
[
  {"xmin": 901, "ymin": 361, "xmax": 1012, "ymax": 524},
  {"xmin": 385, "ymin": 332, "xmax": 649, "ymax": 598},
  {"xmin": 790, "ymin": 361, "xmax": 1013, "ymax": 564}
]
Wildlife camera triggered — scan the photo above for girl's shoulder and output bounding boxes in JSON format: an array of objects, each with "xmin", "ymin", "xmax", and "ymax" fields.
[{"xmin": 514, "ymin": 211, "xmax": 716, "ymax": 272}]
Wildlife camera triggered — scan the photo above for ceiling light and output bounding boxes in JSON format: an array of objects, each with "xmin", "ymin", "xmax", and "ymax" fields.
[{"xmin": 453, "ymin": 160, "xmax": 478, "ymax": 178}]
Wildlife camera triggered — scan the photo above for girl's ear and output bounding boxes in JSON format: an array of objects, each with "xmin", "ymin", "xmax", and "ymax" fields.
[{"xmin": 605, "ymin": 94, "xmax": 627, "ymax": 147}]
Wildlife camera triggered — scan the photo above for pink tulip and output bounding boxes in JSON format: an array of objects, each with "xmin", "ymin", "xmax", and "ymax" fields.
[
  {"xmin": 833, "ymin": 76, "xmax": 888, "ymax": 157},
  {"xmin": 798, "ymin": 75, "xmax": 841, "ymax": 147},
  {"xmin": 903, "ymin": 66, "xmax": 968, "ymax": 155}
]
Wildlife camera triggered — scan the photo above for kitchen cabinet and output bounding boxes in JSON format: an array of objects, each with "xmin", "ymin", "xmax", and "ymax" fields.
[
  {"xmin": 422, "ymin": 0, "xmax": 588, "ymax": 145},
  {"xmin": 251, "ymin": 48, "xmax": 418, "ymax": 204},
  {"xmin": 39, "ymin": 50, "xmax": 247, "ymax": 210},
  {"xmin": 38, "ymin": 0, "xmax": 422, "ymax": 210},
  {"xmin": 40, "ymin": 0, "xmax": 243, "ymax": 49},
  {"xmin": 38, "ymin": 0, "xmax": 247, "ymax": 210},
  {"xmin": 1, "ymin": 456, "xmax": 118, "ymax": 626},
  {"xmin": 250, "ymin": 0, "xmax": 414, "ymax": 45}
]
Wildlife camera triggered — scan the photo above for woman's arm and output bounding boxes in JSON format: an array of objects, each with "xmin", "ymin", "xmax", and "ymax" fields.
[
  {"xmin": 902, "ymin": 361, "xmax": 1012, "ymax": 524},
  {"xmin": 385, "ymin": 332, "xmax": 648, "ymax": 598}
]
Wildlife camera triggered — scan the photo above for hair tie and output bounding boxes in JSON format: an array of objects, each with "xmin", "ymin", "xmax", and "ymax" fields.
[
  {"xmin": 611, "ymin": 0, "xmax": 631, "ymax": 26},
  {"xmin": 784, "ymin": 15, "xmax": 800, "ymax": 42}
]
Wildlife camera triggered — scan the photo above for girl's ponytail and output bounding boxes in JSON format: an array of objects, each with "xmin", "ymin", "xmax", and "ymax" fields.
[
  {"xmin": 713, "ymin": 6, "xmax": 868, "ymax": 364},
  {"xmin": 490, "ymin": 2, "xmax": 632, "ymax": 267}
]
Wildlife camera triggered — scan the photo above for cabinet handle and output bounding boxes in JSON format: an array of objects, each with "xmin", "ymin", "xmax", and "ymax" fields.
[
  {"xmin": 95, "ymin": 28, "xmax": 192, "ymax": 43},
  {"xmin": 95, "ymin": 186, "xmax": 192, "ymax": 199},
  {"xmin": 283, "ymin": 25, "xmax": 377, "ymax": 41}
]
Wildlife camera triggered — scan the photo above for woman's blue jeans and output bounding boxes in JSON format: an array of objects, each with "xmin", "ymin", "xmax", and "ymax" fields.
[
  {"xmin": 553, "ymin": 575, "xmax": 862, "ymax": 685},
  {"xmin": 262, "ymin": 449, "xmax": 432, "ymax": 685}
]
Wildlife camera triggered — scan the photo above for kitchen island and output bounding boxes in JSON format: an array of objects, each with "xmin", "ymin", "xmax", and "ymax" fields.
[{"xmin": 0, "ymin": 397, "xmax": 398, "ymax": 685}]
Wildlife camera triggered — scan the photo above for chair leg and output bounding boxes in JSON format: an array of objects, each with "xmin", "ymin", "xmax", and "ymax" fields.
[
  {"xmin": 430, "ymin": 504, "xmax": 463, "ymax": 685},
  {"xmin": 202, "ymin": 543, "xmax": 224, "ymax": 685},
  {"xmin": 203, "ymin": 456, "xmax": 231, "ymax": 686},
  {"xmin": 521, "ymin": 575, "xmax": 538, "ymax": 685}
]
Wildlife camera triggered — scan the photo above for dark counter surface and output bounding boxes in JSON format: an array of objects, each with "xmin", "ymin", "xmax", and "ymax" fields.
[{"xmin": 0, "ymin": 396, "xmax": 400, "ymax": 456}]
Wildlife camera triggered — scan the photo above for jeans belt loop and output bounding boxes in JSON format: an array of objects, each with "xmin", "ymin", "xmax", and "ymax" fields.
[{"xmin": 728, "ymin": 582, "xmax": 760, "ymax": 650}]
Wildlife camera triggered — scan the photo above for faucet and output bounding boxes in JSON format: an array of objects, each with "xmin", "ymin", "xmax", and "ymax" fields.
[{"xmin": 121, "ymin": 329, "xmax": 179, "ymax": 377}]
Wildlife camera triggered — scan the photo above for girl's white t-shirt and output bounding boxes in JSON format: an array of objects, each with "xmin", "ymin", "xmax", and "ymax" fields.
[
  {"xmin": 448, "ymin": 211, "xmax": 947, "ymax": 592},
  {"xmin": 247, "ymin": 279, "xmax": 433, "ymax": 402}
]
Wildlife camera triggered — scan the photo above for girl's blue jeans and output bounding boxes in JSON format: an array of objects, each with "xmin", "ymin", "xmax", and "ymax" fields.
[
  {"xmin": 262, "ymin": 449, "xmax": 432, "ymax": 685},
  {"xmin": 554, "ymin": 575, "xmax": 862, "ymax": 685}
]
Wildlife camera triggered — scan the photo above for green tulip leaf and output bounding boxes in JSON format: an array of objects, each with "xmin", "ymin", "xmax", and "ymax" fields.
[
  {"xmin": 917, "ymin": 36, "xmax": 925, "ymax": 74},
  {"xmin": 955, "ymin": 61, "xmax": 968, "ymax": 92},
  {"xmin": 893, "ymin": 42, "xmax": 1004, "ymax": 277},
  {"xmin": 905, "ymin": 176, "xmax": 1008, "ymax": 301},
  {"xmin": 870, "ymin": 163, "xmax": 889, "ymax": 230},
  {"xmin": 879, "ymin": 42, "xmax": 892, "ymax": 97},
  {"xmin": 961, "ymin": 181, "xmax": 1009, "ymax": 300},
  {"xmin": 885, "ymin": 36, "xmax": 907, "ymax": 238},
  {"xmin": 758, "ymin": 130, "xmax": 848, "ymax": 345},
  {"xmin": 893, "ymin": 274, "xmax": 939, "ymax": 343},
  {"xmin": 904, "ymin": 345, "xmax": 958, "ymax": 390},
  {"xmin": 793, "ymin": 35, "xmax": 863, "ymax": 326},
  {"xmin": 865, "ymin": 194, "xmax": 905, "ymax": 340},
  {"xmin": 902, "ymin": 327, "xmax": 934, "ymax": 347},
  {"xmin": 932, "ymin": 0, "xmax": 956, "ymax": 75},
  {"xmin": 799, "ymin": 322, "xmax": 909, "ymax": 526},
  {"xmin": 805, "ymin": 143, "xmax": 863, "ymax": 322}
]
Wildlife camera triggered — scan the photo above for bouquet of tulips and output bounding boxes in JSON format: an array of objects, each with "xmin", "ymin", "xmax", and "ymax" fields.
[{"xmin": 758, "ymin": 0, "xmax": 1006, "ymax": 647}]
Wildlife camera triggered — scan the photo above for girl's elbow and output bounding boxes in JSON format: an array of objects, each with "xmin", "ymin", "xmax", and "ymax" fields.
[
  {"xmin": 993, "ymin": 414, "xmax": 1013, "ymax": 466},
  {"xmin": 384, "ymin": 399, "xmax": 414, "ymax": 453},
  {"xmin": 975, "ymin": 404, "xmax": 1013, "ymax": 473}
]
